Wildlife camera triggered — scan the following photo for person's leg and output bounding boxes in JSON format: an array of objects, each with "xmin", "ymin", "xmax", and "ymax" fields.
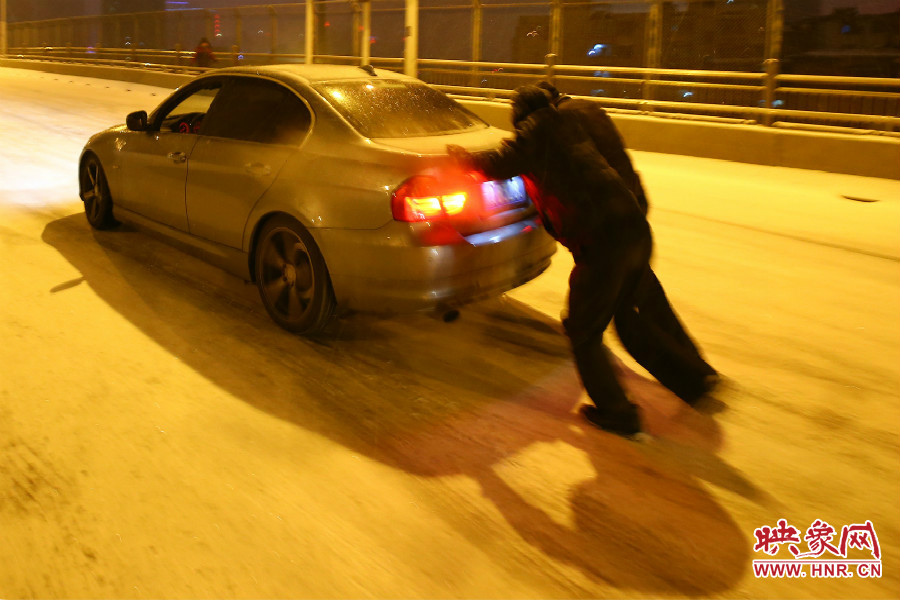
[
  {"xmin": 614, "ymin": 268, "xmax": 717, "ymax": 402},
  {"xmin": 634, "ymin": 269, "xmax": 705, "ymax": 354},
  {"xmin": 573, "ymin": 340, "xmax": 641, "ymax": 436},
  {"xmin": 565, "ymin": 248, "xmax": 642, "ymax": 435}
]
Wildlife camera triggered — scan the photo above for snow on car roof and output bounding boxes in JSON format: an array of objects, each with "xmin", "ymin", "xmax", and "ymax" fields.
[{"xmin": 212, "ymin": 64, "xmax": 417, "ymax": 85}]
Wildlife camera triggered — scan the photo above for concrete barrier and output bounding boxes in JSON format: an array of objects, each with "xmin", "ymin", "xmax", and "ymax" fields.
[
  {"xmin": 4, "ymin": 58, "xmax": 897, "ymax": 180},
  {"xmin": 1, "ymin": 58, "xmax": 193, "ymax": 89}
]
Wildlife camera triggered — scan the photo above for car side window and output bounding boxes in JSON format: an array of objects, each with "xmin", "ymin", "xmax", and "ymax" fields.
[
  {"xmin": 200, "ymin": 78, "xmax": 312, "ymax": 145},
  {"xmin": 157, "ymin": 81, "xmax": 222, "ymax": 134}
]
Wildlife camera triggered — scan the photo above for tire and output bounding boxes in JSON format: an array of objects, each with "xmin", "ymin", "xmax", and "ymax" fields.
[
  {"xmin": 254, "ymin": 215, "xmax": 336, "ymax": 335},
  {"xmin": 79, "ymin": 155, "xmax": 117, "ymax": 230}
]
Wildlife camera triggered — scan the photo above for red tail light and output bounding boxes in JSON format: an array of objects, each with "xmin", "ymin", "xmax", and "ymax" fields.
[{"xmin": 391, "ymin": 174, "xmax": 482, "ymax": 222}]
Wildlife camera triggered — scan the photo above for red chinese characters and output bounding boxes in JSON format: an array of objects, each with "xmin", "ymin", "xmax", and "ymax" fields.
[
  {"xmin": 839, "ymin": 521, "xmax": 881, "ymax": 560},
  {"xmin": 754, "ymin": 519, "xmax": 801, "ymax": 555},
  {"xmin": 791, "ymin": 519, "xmax": 840, "ymax": 558},
  {"xmin": 754, "ymin": 519, "xmax": 881, "ymax": 560}
]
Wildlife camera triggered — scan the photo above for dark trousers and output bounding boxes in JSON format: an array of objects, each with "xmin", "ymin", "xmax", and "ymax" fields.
[
  {"xmin": 564, "ymin": 228, "xmax": 651, "ymax": 417},
  {"xmin": 614, "ymin": 268, "xmax": 717, "ymax": 402},
  {"xmin": 564, "ymin": 228, "xmax": 716, "ymax": 416}
]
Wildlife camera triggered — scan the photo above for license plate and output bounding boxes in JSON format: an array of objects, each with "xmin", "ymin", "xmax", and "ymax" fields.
[{"xmin": 481, "ymin": 176, "xmax": 529, "ymax": 213}]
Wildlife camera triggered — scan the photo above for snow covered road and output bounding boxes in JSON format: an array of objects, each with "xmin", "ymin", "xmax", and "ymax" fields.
[{"xmin": 1, "ymin": 67, "xmax": 899, "ymax": 599}]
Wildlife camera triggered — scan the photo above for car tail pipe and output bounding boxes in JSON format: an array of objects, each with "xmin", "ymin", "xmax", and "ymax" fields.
[{"xmin": 431, "ymin": 304, "xmax": 460, "ymax": 323}]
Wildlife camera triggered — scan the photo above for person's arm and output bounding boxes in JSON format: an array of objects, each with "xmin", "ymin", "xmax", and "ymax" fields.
[{"xmin": 448, "ymin": 116, "xmax": 538, "ymax": 180}]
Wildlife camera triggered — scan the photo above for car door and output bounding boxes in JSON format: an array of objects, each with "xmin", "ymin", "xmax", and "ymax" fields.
[
  {"xmin": 185, "ymin": 76, "xmax": 313, "ymax": 249},
  {"xmin": 118, "ymin": 78, "xmax": 223, "ymax": 230}
]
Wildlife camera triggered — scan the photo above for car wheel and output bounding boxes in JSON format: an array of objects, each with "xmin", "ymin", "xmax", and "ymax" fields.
[
  {"xmin": 80, "ymin": 155, "xmax": 117, "ymax": 230},
  {"xmin": 254, "ymin": 216, "xmax": 336, "ymax": 334}
]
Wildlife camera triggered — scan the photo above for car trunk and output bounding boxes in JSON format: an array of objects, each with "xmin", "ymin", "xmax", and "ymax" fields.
[
  {"xmin": 369, "ymin": 127, "xmax": 511, "ymax": 156},
  {"xmin": 374, "ymin": 129, "xmax": 539, "ymax": 239}
]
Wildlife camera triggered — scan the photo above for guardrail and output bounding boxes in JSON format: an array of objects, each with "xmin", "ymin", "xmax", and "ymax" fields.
[{"xmin": 6, "ymin": 46, "xmax": 900, "ymax": 135}]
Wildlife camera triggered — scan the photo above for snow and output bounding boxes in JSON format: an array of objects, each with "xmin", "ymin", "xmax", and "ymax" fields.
[{"xmin": 1, "ymin": 66, "xmax": 899, "ymax": 598}]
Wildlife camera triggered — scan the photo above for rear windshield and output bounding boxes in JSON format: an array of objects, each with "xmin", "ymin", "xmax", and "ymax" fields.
[{"xmin": 312, "ymin": 80, "xmax": 487, "ymax": 138}]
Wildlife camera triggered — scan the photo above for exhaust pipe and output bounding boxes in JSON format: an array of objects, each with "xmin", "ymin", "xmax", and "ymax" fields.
[{"xmin": 430, "ymin": 306, "xmax": 460, "ymax": 323}]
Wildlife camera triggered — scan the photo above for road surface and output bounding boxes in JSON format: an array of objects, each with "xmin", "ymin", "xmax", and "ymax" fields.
[{"xmin": 1, "ymin": 67, "xmax": 899, "ymax": 598}]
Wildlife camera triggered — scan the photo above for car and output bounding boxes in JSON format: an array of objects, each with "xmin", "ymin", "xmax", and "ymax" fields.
[{"xmin": 79, "ymin": 64, "xmax": 557, "ymax": 334}]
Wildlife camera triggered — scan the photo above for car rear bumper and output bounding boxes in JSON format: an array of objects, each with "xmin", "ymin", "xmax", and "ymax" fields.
[{"xmin": 314, "ymin": 217, "xmax": 558, "ymax": 314}]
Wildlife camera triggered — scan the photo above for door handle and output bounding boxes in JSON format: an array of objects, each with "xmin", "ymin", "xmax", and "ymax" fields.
[
  {"xmin": 167, "ymin": 151, "xmax": 187, "ymax": 164},
  {"xmin": 244, "ymin": 162, "xmax": 272, "ymax": 177}
]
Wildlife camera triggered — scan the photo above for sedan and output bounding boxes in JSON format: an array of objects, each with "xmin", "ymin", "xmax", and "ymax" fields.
[{"xmin": 79, "ymin": 64, "xmax": 557, "ymax": 334}]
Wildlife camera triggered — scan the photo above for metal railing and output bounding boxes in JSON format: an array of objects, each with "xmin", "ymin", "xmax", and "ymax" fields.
[
  {"xmin": 3, "ymin": 0, "xmax": 898, "ymax": 135},
  {"xmin": 11, "ymin": 44, "xmax": 897, "ymax": 134},
  {"xmin": 417, "ymin": 58, "xmax": 900, "ymax": 132}
]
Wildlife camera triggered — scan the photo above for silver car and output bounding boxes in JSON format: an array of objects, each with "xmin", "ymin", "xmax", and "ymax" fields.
[{"xmin": 79, "ymin": 64, "xmax": 556, "ymax": 333}]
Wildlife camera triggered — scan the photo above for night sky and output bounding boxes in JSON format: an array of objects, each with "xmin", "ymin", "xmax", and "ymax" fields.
[
  {"xmin": 820, "ymin": 0, "xmax": 900, "ymax": 13},
  {"xmin": 7, "ymin": 0, "xmax": 900, "ymax": 22}
]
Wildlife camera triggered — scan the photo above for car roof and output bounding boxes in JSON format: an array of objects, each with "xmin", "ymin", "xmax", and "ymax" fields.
[{"xmin": 208, "ymin": 64, "xmax": 417, "ymax": 86}]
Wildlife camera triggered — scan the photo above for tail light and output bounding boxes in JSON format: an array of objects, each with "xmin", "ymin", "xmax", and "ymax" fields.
[
  {"xmin": 391, "ymin": 171, "xmax": 532, "ymax": 245},
  {"xmin": 391, "ymin": 173, "xmax": 483, "ymax": 222}
]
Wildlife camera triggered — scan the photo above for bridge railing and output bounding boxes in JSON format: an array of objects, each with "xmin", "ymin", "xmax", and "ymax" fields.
[{"xmin": 5, "ymin": 45, "xmax": 899, "ymax": 134}]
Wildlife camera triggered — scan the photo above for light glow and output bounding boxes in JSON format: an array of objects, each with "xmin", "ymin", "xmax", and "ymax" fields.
[
  {"xmin": 391, "ymin": 175, "xmax": 473, "ymax": 223},
  {"xmin": 588, "ymin": 43, "xmax": 607, "ymax": 57},
  {"xmin": 406, "ymin": 196, "xmax": 443, "ymax": 220},
  {"xmin": 441, "ymin": 193, "xmax": 467, "ymax": 215}
]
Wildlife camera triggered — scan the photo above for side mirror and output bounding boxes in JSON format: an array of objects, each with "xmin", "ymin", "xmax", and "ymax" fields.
[{"xmin": 126, "ymin": 110, "xmax": 148, "ymax": 132}]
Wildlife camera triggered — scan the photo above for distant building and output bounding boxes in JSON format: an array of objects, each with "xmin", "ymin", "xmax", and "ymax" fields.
[
  {"xmin": 103, "ymin": 0, "xmax": 165, "ymax": 13},
  {"xmin": 160, "ymin": 0, "xmax": 314, "ymax": 8},
  {"xmin": 512, "ymin": 15, "xmax": 549, "ymax": 65},
  {"xmin": 783, "ymin": 8, "xmax": 900, "ymax": 76},
  {"xmin": 7, "ymin": 0, "xmax": 95, "ymax": 21},
  {"xmin": 660, "ymin": 0, "xmax": 767, "ymax": 71},
  {"xmin": 564, "ymin": 7, "xmax": 646, "ymax": 68},
  {"xmin": 510, "ymin": 0, "xmax": 769, "ymax": 72},
  {"xmin": 784, "ymin": 0, "xmax": 824, "ymax": 23}
]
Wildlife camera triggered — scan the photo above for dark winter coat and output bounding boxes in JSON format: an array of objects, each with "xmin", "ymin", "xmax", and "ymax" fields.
[
  {"xmin": 554, "ymin": 96, "xmax": 648, "ymax": 215},
  {"xmin": 466, "ymin": 106, "xmax": 647, "ymax": 257}
]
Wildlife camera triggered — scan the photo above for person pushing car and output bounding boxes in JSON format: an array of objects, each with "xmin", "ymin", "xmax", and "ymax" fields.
[
  {"xmin": 449, "ymin": 85, "xmax": 653, "ymax": 436},
  {"xmin": 537, "ymin": 81, "xmax": 719, "ymax": 406}
]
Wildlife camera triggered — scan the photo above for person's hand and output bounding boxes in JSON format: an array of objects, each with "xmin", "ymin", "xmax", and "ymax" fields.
[{"xmin": 446, "ymin": 144, "xmax": 470, "ymax": 164}]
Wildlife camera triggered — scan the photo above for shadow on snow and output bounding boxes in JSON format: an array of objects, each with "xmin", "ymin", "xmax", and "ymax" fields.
[{"xmin": 43, "ymin": 212, "xmax": 761, "ymax": 595}]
